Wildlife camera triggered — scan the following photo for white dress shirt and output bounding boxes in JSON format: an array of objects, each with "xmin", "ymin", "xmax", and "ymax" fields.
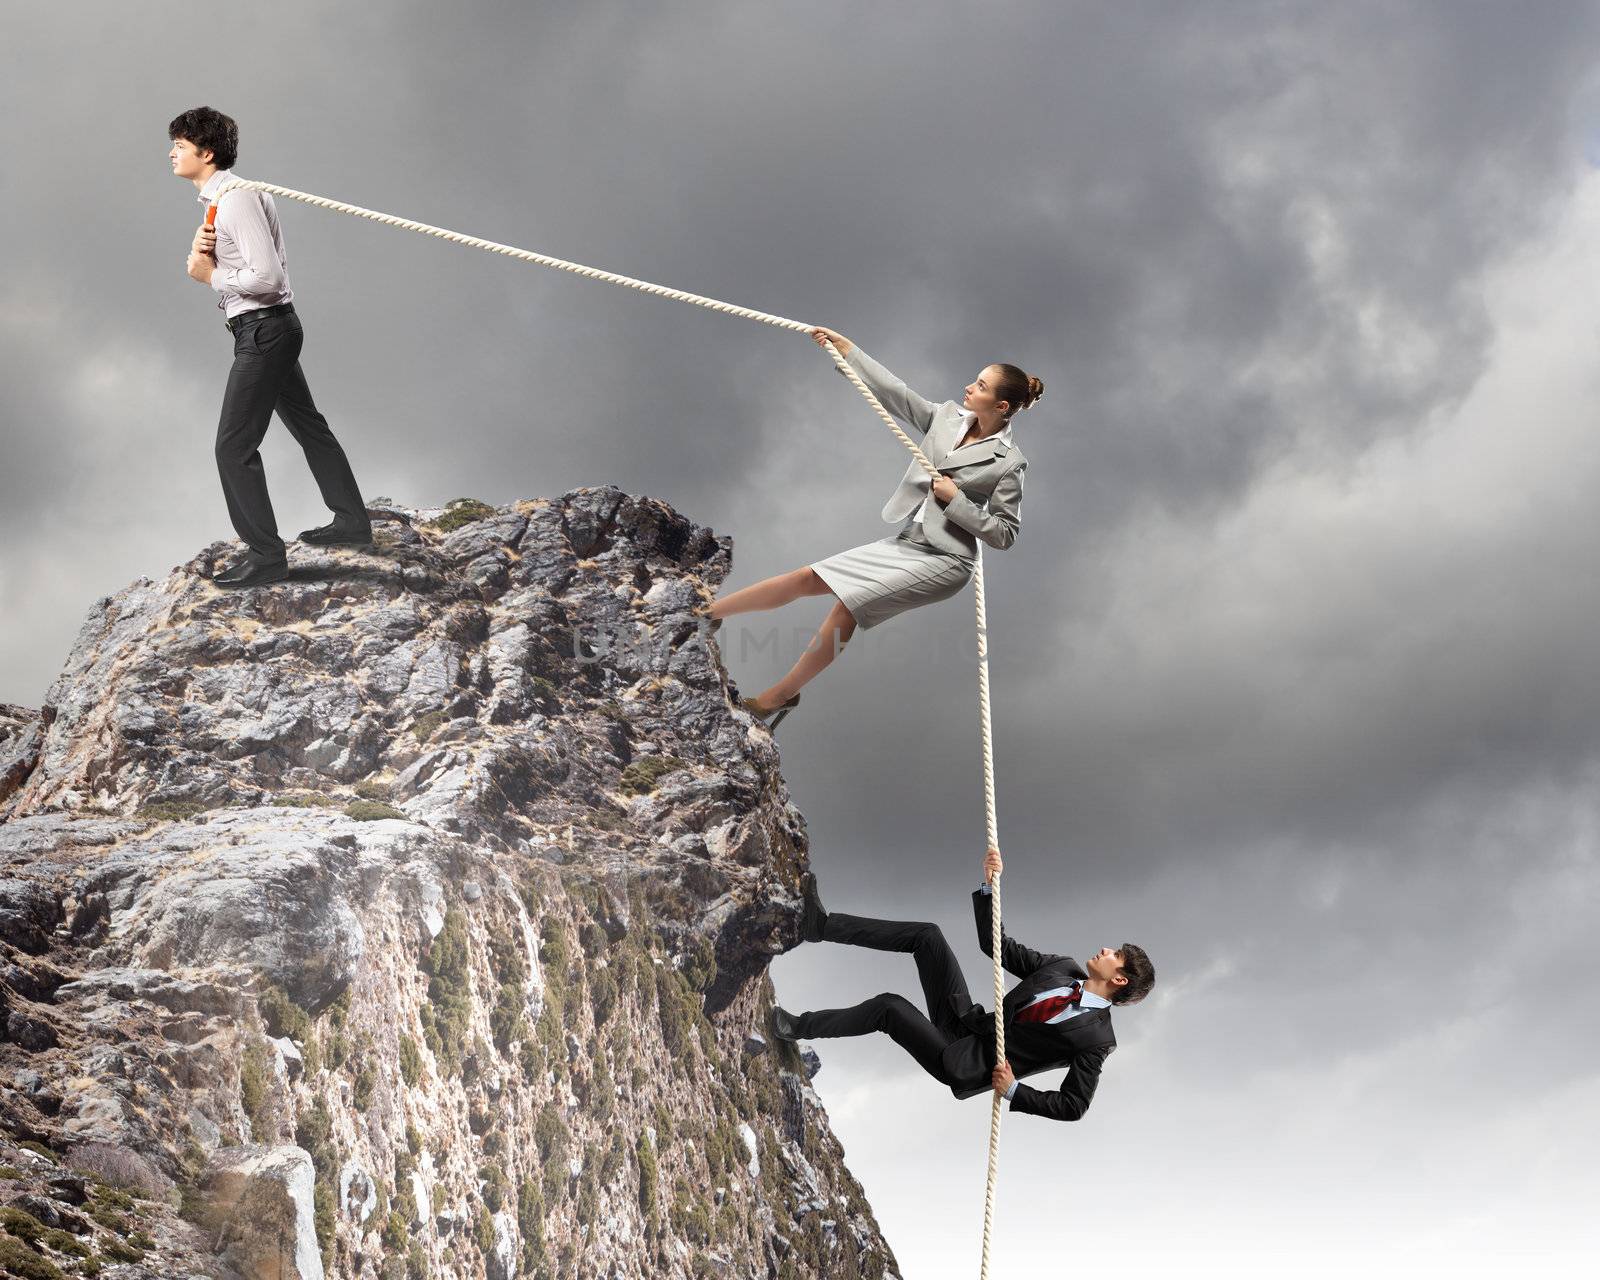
[
  {"xmin": 197, "ymin": 169, "xmax": 295, "ymax": 319},
  {"xmin": 977, "ymin": 882, "xmax": 1107, "ymax": 1100}
]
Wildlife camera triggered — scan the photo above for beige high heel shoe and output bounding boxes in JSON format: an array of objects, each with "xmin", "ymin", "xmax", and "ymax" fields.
[{"xmin": 739, "ymin": 693, "xmax": 800, "ymax": 730}]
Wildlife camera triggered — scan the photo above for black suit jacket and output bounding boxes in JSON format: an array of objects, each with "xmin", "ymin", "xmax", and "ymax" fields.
[{"xmin": 939, "ymin": 890, "xmax": 1117, "ymax": 1122}]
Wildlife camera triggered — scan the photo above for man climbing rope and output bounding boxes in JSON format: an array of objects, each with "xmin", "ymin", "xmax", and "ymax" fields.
[
  {"xmin": 169, "ymin": 106, "xmax": 372, "ymax": 589},
  {"xmin": 771, "ymin": 850, "xmax": 1154, "ymax": 1121}
]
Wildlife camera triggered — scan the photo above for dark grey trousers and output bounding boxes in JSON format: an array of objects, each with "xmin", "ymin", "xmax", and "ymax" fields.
[
  {"xmin": 215, "ymin": 307, "xmax": 367, "ymax": 564},
  {"xmin": 793, "ymin": 912, "xmax": 974, "ymax": 1087}
]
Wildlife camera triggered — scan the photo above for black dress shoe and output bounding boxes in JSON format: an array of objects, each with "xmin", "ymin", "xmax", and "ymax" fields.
[
  {"xmin": 799, "ymin": 871, "xmax": 829, "ymax": 943},
  {"xmin": 298, "ymin": 521, "xmax": 373, "ymax": 547},
  {"xmin": 770, "ymin": 1006, "xmax": 801, "ymax": 1043},
  {"xmin": 214, "ymin": 559, "xmax": 289, "ymax": 589}
]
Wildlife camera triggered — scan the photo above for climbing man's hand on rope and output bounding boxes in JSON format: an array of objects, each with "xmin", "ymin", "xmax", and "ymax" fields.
[
  {"xmin": 192, "ymin": 223, "xmax": 217, "ymax": 258},
  {"xmin": 185, "ymin": 247, "xmax": 215, "ymax": 284},
  {"xmin": 983, "ymin": 847, "xmax": 1003, "ymax": 884},
  {"xmin": 992, "ymin": 1060, "xmax": 1016, "ymax": 1097},
  {"xmin": 810, "ymin": 326, "xmax": 854, "ymax": 357},
  {"xmin": 931, "ymin": 475, "xmax": 959, "ymax": 504}
]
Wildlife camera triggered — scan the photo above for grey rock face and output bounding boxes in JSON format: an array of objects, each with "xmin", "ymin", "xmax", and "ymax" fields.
[
  {"xmin": 0, "ymin": 490, "xmax": 899, "ymax": 1280},
  {"xmin": 200, "ymin": 1144, "xmax": 324, "ymax": 1280},
  {"xmin": 0, "ymin": 704, "xmax": 43, "ymax": 811}
]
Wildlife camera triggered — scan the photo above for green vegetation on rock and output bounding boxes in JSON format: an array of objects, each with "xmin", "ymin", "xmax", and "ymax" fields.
[
  {"xmin": 352, "ymin": 1062, "xmax": 376, "ymax": 1111},
  {"xmin": 398, "ymin": 1033, "xmax": 423, "ymax": 1086},
  {"xmin": 618, "ymin": 756, "xmax": 688, "ymax": 796},
  {"xmin": 135, "ymin": 799, "xmax": 210, "ymax": 822},
  {"xmin": 412, "ymin": 709, "xmax": 449, "ymax": 742},
  {"xmin": 0, "ymin": 1208, "xmax": 47, "ymax": 1246},
  {"xmin": 535, "ymin": 1106, "xmax": 569, "ymax": 1202},
  {"xmin": 345, "ymin": 800, "xmax": 406, "ymax": 822},
  {"xmin": 269, "ymin": 792, "xmax": 341, "ymax": 808},
  {"xmin": 517, "ymin": 1175, "xmax": 547, "ymax": 1271},
  {"xmin": 0, "ymin": 1236, "xmax": 63, "ymax": 1280},
  {"xmin": 239, "ymin": 1039, "xmax": 273, "ymax": 1136},
  {"xmin": 99, "ymin": 1236, "xmax": 145, "ymax": 1264},
  {"xmin": 636, "ymin": 1132, "xmax": 659, "ymax": 1224},
  {"xmin": 257, "ymin": 983, "xmax": 320, "ymax": 1072},
  {"xmin": 422, "ymin": 907, "xmax": 473, "ymax": 1070},
  {"xmin": 429, "ymin": 498, "xmax": 497, "ymax": 533}
]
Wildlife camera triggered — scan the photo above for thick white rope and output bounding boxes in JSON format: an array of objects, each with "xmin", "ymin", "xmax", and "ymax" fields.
[
  {"xmin": 975, "ymin": 547, "xmax": 1004, "ymax": 1279},
  {"xmin": 214, "ymin": 177, "xmax": 1007, "ymax": 1275}
]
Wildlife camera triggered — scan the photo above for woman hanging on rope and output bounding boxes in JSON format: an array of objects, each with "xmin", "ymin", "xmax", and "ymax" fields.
[{"xmin": 705, "ymin": 327, "xmax": 1043, "ymax": 727}]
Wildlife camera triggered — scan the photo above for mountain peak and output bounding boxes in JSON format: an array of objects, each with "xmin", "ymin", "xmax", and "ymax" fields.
[{"xmin": 0, "ymin": 490, "xmax": 900, "ymax": 1279}]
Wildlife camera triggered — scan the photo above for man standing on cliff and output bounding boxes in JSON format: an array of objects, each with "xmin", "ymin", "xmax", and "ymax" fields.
[
  {"xmin": 170, "ymin": 106, "xmax": 372, "ymax": 589},
  {"xmin": 772, "ymin": 849, "xmax": 1155, "ymax": 1121}
]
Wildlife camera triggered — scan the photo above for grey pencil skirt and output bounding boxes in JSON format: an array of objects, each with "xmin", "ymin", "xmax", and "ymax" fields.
[{"xmin": 810, "ymin": 528, "xmax": 975, "ymax": 630}]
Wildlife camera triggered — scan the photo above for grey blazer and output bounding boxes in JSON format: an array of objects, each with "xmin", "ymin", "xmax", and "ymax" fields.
[{"xmin": 838, "ymin": 346, "xmax": 1029, "ymax": 559}]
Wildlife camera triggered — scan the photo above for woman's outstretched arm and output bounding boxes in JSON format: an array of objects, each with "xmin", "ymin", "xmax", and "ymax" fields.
[{"xmin": 812, "ymin": 327, "xmax": 940, "ymax": 436}]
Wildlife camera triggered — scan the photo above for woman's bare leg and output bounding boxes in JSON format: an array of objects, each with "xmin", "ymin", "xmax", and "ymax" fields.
[
  {"xmin": 710, "ymin": 567, "xmax": 832, "ymax": 620},
  {"xmin": 754, "ymin": 599, "xmax": 858, "ymax": 709}
]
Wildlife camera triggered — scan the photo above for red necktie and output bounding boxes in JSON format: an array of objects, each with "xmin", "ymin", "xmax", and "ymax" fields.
[{"xmin": 1016, "ymin": 982, "xmax": 1082, "ymax": 1024}]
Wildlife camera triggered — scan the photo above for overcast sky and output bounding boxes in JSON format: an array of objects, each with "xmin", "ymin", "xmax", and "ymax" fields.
[{"xmin": 5, "ymin": 2, "xmax": 1600, "ymax": 1275}]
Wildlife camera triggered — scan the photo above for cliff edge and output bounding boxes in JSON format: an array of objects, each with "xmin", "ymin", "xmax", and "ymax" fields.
[{"xmin": 0, "ymin": 489, "xmax": 897, "ymax": 1280}]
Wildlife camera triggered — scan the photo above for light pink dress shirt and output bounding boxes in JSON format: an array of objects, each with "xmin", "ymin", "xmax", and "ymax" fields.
[{"xmin": 196, "ymin": 169, "xmax": 295, "ymax": 320}]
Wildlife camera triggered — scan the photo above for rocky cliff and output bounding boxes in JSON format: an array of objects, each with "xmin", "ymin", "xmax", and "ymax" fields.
[{"xmin": 0, "ymin": 490, "xmax": 898, "ymax": 1280}]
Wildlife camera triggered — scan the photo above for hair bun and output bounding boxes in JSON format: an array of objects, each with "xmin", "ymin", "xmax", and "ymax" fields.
[{"xmin": 1026, "ymin": 375, "xmax": 1044, "ymax": 407}]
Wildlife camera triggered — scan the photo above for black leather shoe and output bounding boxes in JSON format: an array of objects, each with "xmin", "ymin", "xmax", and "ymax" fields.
[
  {"xmin": 298, "ymin": 521, "xmax": 373, "ymax": 547},
  {"xmin": 799, "ymin": 872, "xmax": 828, "ymax": 943},
  {"xmin": 214, "ymin": 559, "xmax": 289, "ymax": 589},
  {"xmin": 770, "ymin": 1006, "xmax": 801, "ymax": 1043}
]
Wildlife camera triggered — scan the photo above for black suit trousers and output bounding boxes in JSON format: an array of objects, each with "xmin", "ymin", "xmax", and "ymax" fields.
[
  {"xmin": 216, "ymin": 309, "xmax": 366, "ymax": 563},
  {"xmin": 794, "ymin": 912, "xmax": 976, "ymax": 1088}
]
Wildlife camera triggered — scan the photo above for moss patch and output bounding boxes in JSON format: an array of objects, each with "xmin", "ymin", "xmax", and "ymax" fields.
[
  {"xmin": 101, "ymin": 1235, "xmax": 145, "ymax": 1263},
  {"xmin": 239, "ymin": 1040, "xmax": 273, "ymax": 1136},
  {"xmin": 135, "ymin": 799, "xmax": 210, "ymax": 822},
  {"xmin": 618, "ymin": 755, "xmax": 688, "ymax": 796},
  {"xmin": 0, "ymin": 1207, "xmax": 47, "ymax": 1246},
  {"xmin": 257, "ymin": 983, "xmax": 310, "ymax": 1039},
  {"xmin": 517, "ymin": 1175, "xmax": 547, "ymax": 1270},
  {"xmin": 257, "ymin": 983, "xmax": 321, "ymax": 1074},
  {"xmin": 411, "ymin": 709, "xmax": 450, "ymax": 742},
  {"xmin": 422, "ymin": 907, "xmax": 473, "ymax": 1070},
  {"xmin": 268, "ymin": 792, "xmax": 341, "ymax": 808},
  {"xmin": 344, "ymin": 800, "xmax": 406, "ymax": 822},
  {"xmin": 0, "ymin": 1236, "xmax": 63, "ymax": 1280},
  {"xmin": 352, "ymin": 1062, "xmax": 376, "ymax": 1111},
  {"xmin": 636, "ymin": 1132, "xmax": 659, "ymax": 1224},
  {"xmin": 429, "ymin": 498, "xmax": 497, "ymax": 533},
  {"xmin": 398, "ymin": 1034, "xmax": 423, "ymax": 1087}
]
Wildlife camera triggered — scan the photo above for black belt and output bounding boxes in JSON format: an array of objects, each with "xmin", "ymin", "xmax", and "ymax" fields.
[{"xmin": 225, "ymin": 302, "xmax": 295, "ymax": 333}]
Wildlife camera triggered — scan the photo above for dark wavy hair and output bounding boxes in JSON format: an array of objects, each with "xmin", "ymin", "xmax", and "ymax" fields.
[
  {"xmin": 1112, "ymin": 943, "xmax": 1155, "ymax": 1005},
  {"xmin": 168, "ymin": 106, "xmax": 238, "ymax": 171}
]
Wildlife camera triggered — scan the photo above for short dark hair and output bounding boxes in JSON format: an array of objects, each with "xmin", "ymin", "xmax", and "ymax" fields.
[
  {"xmin": 168, "ymin": 106, "xmax": 238, "ymax": 170},
  {"xmin": 1112, "ymin": 943, "xmax": 1155, "ymax": 1005}
]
